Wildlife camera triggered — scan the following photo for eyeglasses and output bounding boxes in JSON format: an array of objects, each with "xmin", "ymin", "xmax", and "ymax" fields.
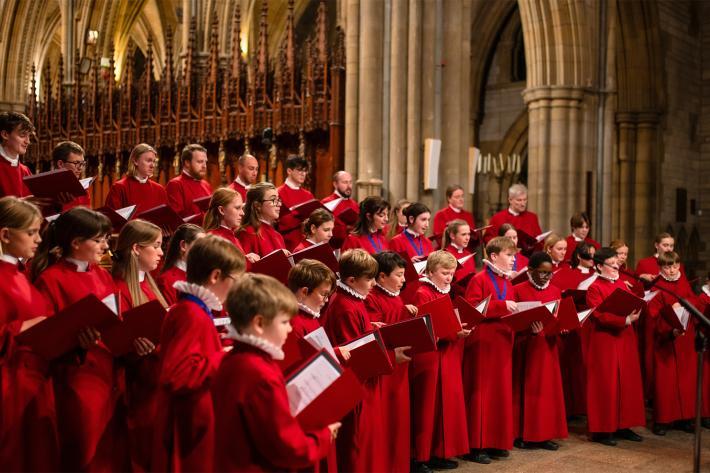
[
  {"xmin": 90, "ymin": 236, "xmax": 109, "ymax": 244},
  {"xmin": 65, "ymin": 160, "xmax": 87, "ymax": 169},
  {"xmin": 260, "ymin": 197, "xmax": 282, "ymax": 206}
]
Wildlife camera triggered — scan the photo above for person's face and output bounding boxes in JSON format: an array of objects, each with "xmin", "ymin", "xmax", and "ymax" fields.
[
  {"xmin": 287, "ymin": 166, "xmax": 308, "ymax": 185},
  {"xmin": 300, "ymin": 281, "xmax": 332, "ymax": 312},
  {"xmin": 660, "ymin": 262, "xmax": 681, "ymax": 280},
  {"xmin": 504, "ymin": 228, "xmax": 518, "ymax": 246},
  {"xmin": 259, "ymin": 189, "xmax": 282, "ymax": 222},
  {"xmin": 409, "ymin": 212, "xmax": 430, "ymax": 235},
  {"xmin": 311, "ymin": 221, "xmax": 334, "ymax": 244},
  {"xmin": 656, "ymin": 237, "xmax": 674, "ymax": 254},
  {"xmin": 615, "ymin": 245, "xmax": 629, "ymax": 265},
  {"xmin": 135, "ymin": 151, "xmax": 157, "ymax": 179},
  {"xmin": 0, "ymin": 217, "xmax": 41, "ymax": 260},
  {"xmin": 134, "ymin": 234, "xmax": 164, "ymax": 272},
  {"xmin": 1, "ymin": 128, "xmax": 30, "ymax": 156},
  {"xmin": 221, "ymin": 195, "xmax": 245, "ymax": 230},
  {"xmin": 579, "ymin": 246, "xmax": 595, "ymax": 268},
  {"xmin": 370, "ymin": 209, "xmax": 389, "ymax": 231},
  {"xmin": 448, "ymin": 189, "xmax": 465, "ymax": 210},
  {"xmin": 58, "ymin": 152, "xmax": 86, "ymax": 178},
  {"xmin": 428, "ymin": 265, "xmax": 455, "ymax": 288},
  {"xmin": 71, "ymin": 233, "xmax": 109, "ymax": 264},
  {"xmin": 548, "ymin": 241, "xmax": 567, "ymax": 263},
  {"xmin": 378, "ymin": 267, "xmax": 406, "ymax": 293},
  {"xmin": 334, "ymin": 172, "xmax": 353, "ymax": 198},
  {"xmin": 208, "ymin": 270, "xmax": 240, "ymax": 303},
  {"xmin": 530, "ymin": 261, "xmax": 554, "ymax": 286},
  {"xmin": 186, "ymin": 151, "xmax": 208, "ymax": 179},
  {"xmin": 180, "ymin": 232, "xmax": 206, "ymax": 260},
  {"xmin": 509, "ymin": 193, "xmax": 528, "ymax": 213},
  {"xmin": 491, "ymin": 248, "xmax": 517, "ymax": 271},
  {"xmin": 396, "ymin": 205, "xmax": 410, "ymax": 225},
  {"xmin": 347, "ymin": 276, "xmax": 375, "ymax": 297},
  {"xmin": 239, "ymin": 156, "xmax": 259, "ymax": 184},
  {"xmin": 573, "ymin": 222, "xmax": 590, "ymax": 239},
  {"xmin": 451, "ymin": 225, "xmax": 471, "ymax": 248},
  {"xmin": 597, "ymin": 256, "xmax": 619, "ymax": 279},
  {"xmin": 259, "ymin": 312, "xmax": 292, "ymax": 349}
]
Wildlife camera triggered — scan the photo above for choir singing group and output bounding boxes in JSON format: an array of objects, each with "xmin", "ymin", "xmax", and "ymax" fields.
[{"xmin": 0, "ymin": 110, "xmax": 709, "ymax": 472}]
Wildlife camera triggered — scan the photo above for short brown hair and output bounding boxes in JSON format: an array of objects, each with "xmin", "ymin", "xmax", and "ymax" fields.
[
  {"xmin": 181, "ymin": 143, "xmax": 207, "ymax": 165},
  {"xmin": 655, "ymin": 232, "xmax": 674, "ymax": 244},
  {"xmin": 339, "ymin": 249, "xmax": 378, "ymax": 280},
  {"xmin": 0, "ymin": 112, "xmax": 35, "ymax": 137},
  {"xmin": 288, "ymin": 259, "xmax": 336, "ymax": 293},
  {"xmin": 445, "ymin": 184, "xmax": 464, "ymax": 199},
  {"xmin": 51, "ymin": 141, "xmax": 84, "ymax": 164},
  {"xmin": 570, "ymin": 212, "xmax": 590, "ymax": 230},
  {"xmin": 425, "ymin": 250, "xmax": 457, "ymax": 273},
  {"xmin": 486, "ymin": 236, "xmax": 517, "ymax": 256},
  {"xmin": 303, "ymin": 208, "xmax": 334, "ymax": 238},
  {"xmin": 658, "ymin": 251, "xmax": 681, "ymax": 266},
  {"xmin": 226, "ymin": 274, "xmax": 298, "ymax": 330},
  {"xmin": 186, "ymin": 234, "xmax": 245, "ymax": 285}
]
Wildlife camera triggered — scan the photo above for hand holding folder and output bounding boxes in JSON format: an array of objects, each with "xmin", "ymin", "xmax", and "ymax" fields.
[
  {"xmin": 501, "ymin": 300, "xmax": 559, "ymax": 332},
  {"xmin": 101, "ymin": 300, "xmax": 167, "ymax": 356},
  {"xmin": 417, "ymin": 296, "xmax": 462, "ymax": 341},
  {"xmin": 337, "ymin": 331, "xmax": 393, "ymax": 381},
  {"xmin": 378, "ymin": 315, "xmax": 436, "ymax": 354}
]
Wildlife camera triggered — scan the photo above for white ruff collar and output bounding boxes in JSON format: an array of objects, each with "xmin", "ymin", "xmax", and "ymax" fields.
[
  {"xmin": 420, "ymin": 277, "xmax": 450, "ymax": 294},
  {"xmin": 133, "ymin": 175, "xmax": 149, "ymax": 184},
  {"xmin": 173, "ymin": 280, "xmax": 223, "ymax": 311},
  {"xmin": 175, "ymin": 260, "xmax": 187, "ymax": 271},
  {"xmin": 527, "ymin": 272, "xmax": 550, "ymax": 290},
  {"xmin": 597, "ymin": 273, "xmax": 619, "ymax": 282},
  {"xmin": 660, "ymin": 271, "xmax": 681, "ymax": 282},
  {"xmin": 483, "ymin": 259, "xmax": 512, "ymax": 279},
  {"xmin": 65, "ymin": 257, "xmax": 89, "ymax": 272},
  {"xmin": 702, "ymin": 285, "xmax": 710, "ymax": 297},
  {"xmin": 376, "ymin": 282, "xmax": 400, "ymax": 297},
  {"xmin": 0, "ymin": 253, "xmax": 19, "ymax": 265},
  {"xmin": 224, "ymin": 328, "xmax": 284, "ymax": 360},
  {"xmin": 298, "ymin": 302, "xmax": 321, "ymax": 319},
  {"xmin": 337, "ymin": 280, "xmax": 367, "ymax": 300},
  {"xmin": 0, "ymin": 144, "xmax": 19, "ymax": 166}
]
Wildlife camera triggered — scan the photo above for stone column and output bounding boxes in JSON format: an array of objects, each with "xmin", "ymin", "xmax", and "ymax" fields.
[
  {"xmin": 405, "ymin": 0, "xmax": 422, "ymax": 200},
  {"xmin": 344, "ymin": 0, "xmax": 360, "ymax": 177},
  {"xmin": 387, "ymin": 0, "xmax": 408, "ymax": 203},
  {"xmin": 614, "ymin": 114, "xmax": 637, "ymax": 251},
  {"xmin": 633, "ymin": 113, "xmax": 660, "ymax": 260}
]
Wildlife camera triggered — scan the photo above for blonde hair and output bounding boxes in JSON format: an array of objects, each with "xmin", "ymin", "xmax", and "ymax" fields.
[
  {"xmin": 609, "ymin": 239, "xmax": 627, "ymax": 251},
  {"xmin": 485, "ymin": 236, "xmax": 517, "ymax": 257},
  {"xmin": 186, "ymin": 234, "xmax": 246, "ymax": 285},
  {"xmin": 442, "ymin": 219, "xmax": 469, "ymax": 248},
  {"xmin": 425, "ymin": 250, "xmax": 457, "ymax": 273},
  {"xmin": 339, "ymin": 249, "xmax": 378, "ymax": 279},
  {"xmin": 203, "ymin": 187, "xmax": 240, "ymax": 231},
  {"xmin": 0, "ymin": 196, "xmax": 42, "ymax": 255},
  {"xmin": 226, "ymin": 273, "xmax": 298, "ymax": 330},
  {"xmin": 112, "ymin": 220, "xmax": 168, "ymax": 308},
  {"xmin": 127, "ymin": 143, "xmax": 158, "ymax": 177},
  {"xmin": 387, "ymin": 199, "xmax": 410, "ymax": 239},
  {"xmin": 543, "ymin": 233, "xmax": 564, "ymax": 253}
]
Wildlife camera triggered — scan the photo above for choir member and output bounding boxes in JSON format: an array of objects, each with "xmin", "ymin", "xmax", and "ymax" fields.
[
  {"xmin": 293, "ymin": 208, "xmax": 335, "ymax": 252},
  {"xmin": 0, "ymin": 197, "xmax": 58, "ymax": 471},
  {"xmin": 31, "ymin": 207, "xmax": 129, "ymax": 471},
  {"xmin": 321, "ymin": 171, "xmax": 359, "ymax": 249},
  {"xmin": 411, "ymin": 251, "xmax": 470, "ymax": 471},
  {"xmin": 51, "ymin": 141, "xmax": 91, "ymax": 211},
  {"xmin": 543, "ymin": 233, "xmax": 568, "ymax": 271},
  {"xmin": 166, "ymin": 143, "xmax": 213, "ymax": 217},
  {"xmin": 237, "ymin": 182, "xmax": 288, "ymax": 257},
  {"xmin": 464, "ymin": 236, "xmax": 518, "ymax": 464},
  {"xmin": 609, "ymin": 239, "xmax": 643, "ymax": 297},
  {"xmin": 202, "ymin": 187, "xmax": 259, "ymax": 263},
  {"xmin": 111, "ymin": 219, "xmax": 168, "ymax": 472},
  {"xmin": 0, "ymin": 112, "xmax": 33, "ymax": 198},
  {"xmin": 512, "ymin": 252, "xmax": 568, "ymax": 450},
  {"xmin": 698, "ymin": 278, "xmax": 710, "ymax": 428},
  {"xmin": 499, "ymin": 223, "xmax": 529, "ymax": 271},
  {"xmin": 105, "ymin": 143, "xmax": 168, "ymax": 214},
  {"xmin": 433, "ymin": 184, "xmax": 475, "ymax": 237},
  {"xmin": 444, "ymin": 219, "xmax": 474, "ymax": 298},
  {"xmin": 564, "ymin": 212, "xmax": 600, "ymax": 262},
  {"xmin": 483, "ymin": 184, "xmax": 542, "ymax": 244},
  {"xmin": 585, "ymin": 247, "xmax": 645, "ymax": 446},
  {"xmin": 287, "ymin": 259, "xmax": 337, "ymax": 340},
  {"xmin": 389, "ymin": 202, "xmax": 434, "ymax": 262},
  {"xmin": 387, "ymin": 198, "xmax": 410, "ymax": 239},
  {"xmin": 341, "ymin": 196, "xmax": 391, "ymax": 254},
  {"xmin": 552, "ymin": 242, "xmax": 596, "ymax": 292},
  {"xmin": 213, "ymin": 274, "xmax": 340, "ymax": 471},
  {"xmin": 156, "ymin": 223, "xmax": 205, "ymax": 305},
  {"xmin": 277, "ymin": 155, "xmax": 316, "ymax": 250},
  {"xmin": 228, "ymin": 153, "xmax": 258, "ymax": 201},
  {"xmin": 636, "ymin": 232, "xmax": 681, "ymax": 282},
  {"xmin": 152, "ymin": 235, "xmax": 245, "ymax": 472}
]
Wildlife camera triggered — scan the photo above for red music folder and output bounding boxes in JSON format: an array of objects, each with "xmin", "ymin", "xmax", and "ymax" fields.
[
  {"xmin": 454, "ymin": 253, "xmax": 476, "ymax": 286},
  {"xmin": 501, "ymin": 300, "xmax": 559, "ymax": 332},
  {"xmin": 287, "ymin": 350, "xmax": 366, "ymax": 431},
  {"xmin": 23, "ymin": 168, "xmax": 89, "ymax": 200},
  {"xmin": 378, "ymin": 315, "xmax": 436, "ymax": 354},
  {"xmin": 279, "ymin": 333, "xmax": 321, "ymax": 374},
  {"xmin": 660, "ymin": 304, "xmax": 690, "ymax": 332},
  {"xmin": 338, "ymin": 331, "xmax": 393, "ymax": 381},
  {"xmin": 510, "ymin": 267, "xmax": 529, "ymax": 286},
  {"xmin": 282, "ymin": 199, "xmax": 328, "ymax": 221},
  {"xmin": 516, "ymin": 229, "xmax": 553, "ymax": 254},
  {"xmin": 561, "ymin": 288, "xmax": 588, "ymax": 309},
  {"xmin": 291, "ymin": 242, "xmax": 339, "ymax": 274},
  {"xmin": 193, "ymin": 195, "xmax": 212, "ymax": 213},
  {"xmin": 15, "ymin": 294, "xmax": 121, "ymax": 360},
  {"xmin": 547, "ymin": 297, "xmax": 593, "ymax": 334},
  {"xmin": 454, "ymin": 295, "xmax": 489, "ymax": 327},
  {"xmin": 249, "ymin": 249, "xmax": 293, "ymax": 285},
  {"xmin": 136, "ymin": 204, "xmax": 187, "ymax": 234},
  {"xmin": 417, "ymin": 295, "xmax": 462, "ymax": 341},
  {"xmin": 335, "ymin": 207, "xmax": 358, "ymax": 226},
  {"xmin": 96, "ymin": 205, "xmax": 137, "ymax": 232},
  {"xmin": 596, "ymin": 288, "xmax": 645, "ymax": 317},
  {"xmin": 101, "ymin": 300, "xmax": 167, "ymax": 356}
]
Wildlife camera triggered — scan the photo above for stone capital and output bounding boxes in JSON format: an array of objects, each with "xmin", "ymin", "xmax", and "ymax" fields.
[{"xmin": 522, "ymin": 85, "xmax": 585, "ymax": 106}]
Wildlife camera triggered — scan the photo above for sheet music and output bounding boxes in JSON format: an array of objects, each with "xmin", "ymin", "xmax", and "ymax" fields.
[
  {"xmin": 213, "ymin": 317, "xmax": 231, "ymax": 327},
  {"xmin": 577, "ymin": 309, "xmax": 592, "ymax": 324},
  {"xmin": 514, "ymin": 301, "xmax": 542, "ymax": 313},
  {"xmin": 286, "ymin": 354, "xmax": 342, "ymax": 416},
  {"xmin": 536, "ymin": 230, "xmax": 553, "ymax": 242},
  {"xmin": 414, "ymin": 260, "xmax": 428, "ymax": 275},
  {"xmin": 457, "ymin": 254, "xmax": 474, "ymax": 265},
  {"xmin": 45, "ymin": 213, "xmax": 60, "ymax": 223},
  {"xmin": 101, "ymin": 293, "xmax": 119, "ymax": 315},
  {"xmin": 116, "ymin": 205, "xmax": 137, "ymax": 220},
  {"xmin": 475, "ymin": 298, "xmax": 488, "ymax": 314},
  {"xmin": 80, "ymin": 177, "xmax": 95, "ymax": 190},
  {"xmin": 340, "ymin": 333, "xmax": 376, "ymax": 351},
  {"xmin": 577, "ymin": 273, "xmax": 598, "ymax": 290},
  {"xmin": 323, "ymin": 198, "xmax": 342, "ymax": 212},
  {"xmin": 674, "ymin": 306, "xmax": 690, "ymax": 330},
  {"xmin": 643, "ymin": 290, "xmax": 659, "ymax": 302},
  {"xmin": 304, "ymin": 327, "xmax": 337, "ymax": 359}
]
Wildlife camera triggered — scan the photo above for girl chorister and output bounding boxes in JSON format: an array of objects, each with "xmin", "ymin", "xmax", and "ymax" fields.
[
  {"xmin": 293, "ymin": 208, "xmax": 335, "ymax": 252},
  {"xmin": 203, "ymin": 187, "xmax": 260, "ymax": 264},
  {"xmin": 237, "ymin": 182, "xmax": 288, "ymax": 257},
  {"xmin": 157, "ymin": 223, "xmax": 205, "ymax": 305},
  {"xmin": 341, "ymin": 196, "xmax": 391, "ymax": 254}
]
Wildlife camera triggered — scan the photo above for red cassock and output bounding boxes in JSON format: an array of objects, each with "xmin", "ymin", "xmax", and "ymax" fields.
[
  {"xmin": 648, "ymin": 279, "xmax": 697, "ymax": 424},
  {"xmin": 563, "ymin": 235, "xmax": 600, "ymax": 262},
  {"xmin": 432, "ymin": 206, "xmax": 475, "ymax": 237},
  {"xmin": 34, "ymin": 259, "xmax": 129, "ymax": 471},
  {"xmin": 323, "ymin": 287, "xmax": 386, "ymax": 472},
  {"xmin": 207, "ymin": 226, "xmax": 246, "ymax": 253},
  {"xmin": 156, "ymin": 265, "xmax": 186, "ymax": 306},
  {"xmin": 365, "ymin": 286, "xmax": 413, "ymax": 471},
  {"xmin": 104, "ymin": 176, "xmax": 168, "ymax": 215},
  {"xmin": 483, "ymin": 208, "xmax": 542, "ymax": 244},
  {"xmin": 321, "ymin": 193, "xmax": 360, "ymax": 249},
  {"xmin": 166, "ymin": 173, "xmax": 213, "ymax": 217},
  {"xmin": 0, "ymin": 158, "xmax": 31, "ymax": 197},
  {"xmin": 152, "ymin": 294, "xmax": 225, "ymax": 472},
  {"xmin": 513, "ymin": 253, "xmax": 528, "ymax": 272},
  {"xmin": 237, "ymin": 223, "xmax": 287, "ymax": 257},
  {"xmin": 293, "ymin": 239, "xmax": 315, "ymax": 253},
  {"xmin": 551, "ymin": 266, "xmax": 594, "ymax": 292},
  {"xmin": 585, "ymin": 277, "xmax": 645, "ymax": 433},
  {"xmin": 0, "ymin": 260, "xmax": 59, "ymax": 471},
  {"xmin": 390, "ymin": 230, "xmax": 434, "ymax": 304},
  {"xmin": 61, "ymin": 193, "xmax": 91, "ymax": 212},
  {"xmin": 699, "ymin": 291, "xmax": 710, "ymax": 417},
  {"xmin": 512, "ymin": 281, "xmax": 568, "ymax": 442},
  {"xmin": 445, "ymin": 244, "xmax": 475, "ymax": 298},
  {"xmin": 410, "ymin": 283, "xmax": 469, "ymax": 461},
  {"xmin": 278, "ymin": 183, "xmax": 316, "ymax": 251},
  {"xmin": 463, "ymin": 268, "xmax": 515, "ymax": 450},
  {"xmin": 228, "ymin": 179, "xmax": 248, "ymax": 201},
  {"xmin": 213, "ymin": 342, "xmax": 333, "ymax": 472},
  {"xmin": 341, "ymin": 230, "xmax": 390, "ymax": 254}
]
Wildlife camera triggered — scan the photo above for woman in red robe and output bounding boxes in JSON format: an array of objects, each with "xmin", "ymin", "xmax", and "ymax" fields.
[
  {"xmin": 563, "ymin": 212, "xmax": 601, "ymax": 262},
  {"xmin": 157, "ymin": 223, "xmax": 205, "ymax": 305},
  {"xmin": 341, "ymin": 196, "xmax": 391, "ymax": 254},
  {"xmin": 293, "ymin": 208, "xmax": 335, "ymax": 252},
  {"xmin": 499, "ymin": 224, "xmax": 529, "ymax": 271},
  {"xmin": 432, "ymin": 184, "xmax": 476, "ymax": 237},
  {"xmin": 237, "ymin": 182, "xmax": 288, "ymax": 257}
]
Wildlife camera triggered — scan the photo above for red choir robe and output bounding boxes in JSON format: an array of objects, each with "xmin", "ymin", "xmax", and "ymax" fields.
[
  {"xmin": 237, "ymin": 222, "xmax": 287, "ymax": 257},
  {"xmin": 34, "ymin": 259, "xmax": 129, "ymax": 471},
  {"xmin": 152, "ymin": 288, "xmax": 225, "ymax": 472},
  {"xmin": 156, "ymin": 264, "xmax": 186, "ymax": 306},
  {"xmin": 390, "ymin": 229, "xmax": 435, "ymax": 304},
  {"xmin": 60, "ymin": 192, "xmax": 91, "ymax": 212},
  {"xmin": 410, "ymin": 282, "xmax": 469, "ymax": 461},
  {"xmin": 321, "ymin": 192, "xmax": 360, "ymax": 249},
  {"xmin": 483, "ymin": 208, "xmax": 542, "ymax": 244},
  {"xmin": 166, "ymin": 172, "xmax": 213, "ymax": 217},
  {"xmin": 384, "ymin": 223, "xmax": 407, "ymax": 237},
  {"xmin": 512, "ymin": 281, "xmax": 568, "ymax": 441},
  {"xmin": 213, "ymin": 340, "xmax": 333, "ymax": 472},
  {"xmin": 341, "ymin": 230, "xmax": 390, "ymax": 254},
  {"xmin": 585, "ymin": 276, "xmax": 646, "ymax": 433},
  {"xmin": 0, "ymin": 259, "xmax": 59, "ymax": 471},
  {"xmin": 463, "ymin": 266, "xmax": 515, "ymax": 450},
  {"xmin": 513, "ymin": 253, "xmax": 529, "ymax": 271},
  {"xmin": 207, "ymin": 226, "xmax": 246, "ymax": 253},
  {"xmin": 445, "ymin": 244, "xmax": 475, "ymax": 298},
  {"xmin": 648, "ymin": 278, "xmax": 697, "ymax": 424},
  {"xmin": 323, "ymin": 286, "xmax": 386, "ymax": 472},
  {"xmin": 432, "ymin": 206, "xmax": 475, "ymax": 237},
  {"xmin": 228, "ymin": 177, "xmax": 248, "ymax": 201},
  {"xmin": 278, "ymin": 182, "xmax": 315, "ymax": 251},
  {"xmin": 293, "ymin": 239, "xmax": 316, "ymax": 253},
  {"xmin": 0, "ymin": 157, "xmax": 31, "ymax": 197},
  {"xmin": 563, "ymin": 235, "xmax": 601, "ymax": 262},
  {"xmin": 365, "ymin": 285, "xmax": 413, "ymax": 471},
  {"xmin": 699, "ymin": 290, "xmax": 710, "ymax": 417},
  {"xmin": 104, "ymin": 176, "xmax": 168, "ymax": 215}
]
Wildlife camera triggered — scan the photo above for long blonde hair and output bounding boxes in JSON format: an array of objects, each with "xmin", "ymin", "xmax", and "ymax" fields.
[
  {"xmin": 0, "ymin": 196, "xmax": 42, "ymax": 255},
  {"xmin": 127, "ymin": 143, "xmax": 158, "ymax": 178},
  {"xmin": 203, "ymin": 187, "xmax": 239, "ymax": 232},
  {"xmin": 112, "ymin": 219, "xmax": 168, "ymax": 308}
]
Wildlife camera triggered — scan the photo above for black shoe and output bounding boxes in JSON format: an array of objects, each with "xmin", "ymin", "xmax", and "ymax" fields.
[
  {"xmin": 674, "ymin": 420, "xmax": 695, "ymax": 433},
  {"xmin": 411, "ymin": 460, "xmax": 434, "ymax": 473},
  {"xmin": 513, "ymin": 439, "xmax": 538, "ymax": 449},
  {"xmin": 426, "ymin": 457, "xmax": 458, "ymax": 470},
  {"xmin": 652, "ymin": 423, "xmax": 667, "ymax": 436},
  {"xmin": 702, "ymin": 418, "xmax": 710, "ymax": 429},
  {"xmin": 591, "ymin": 433, "xmax": 617, "ymax": 446},
  {"xmin": 538, "ymin": 440, "xmax": 559, "ymax": 451},
  {"xmin": 615, "ymin": 428, "xmax": 643, "ymax": 442},
  {"xmin": 486, "ymin": 448, "xmax": 510, "ymax": 458},
  {"xmin": 462, "ymin": 450, "xmax": 491, "ymax": 465}
]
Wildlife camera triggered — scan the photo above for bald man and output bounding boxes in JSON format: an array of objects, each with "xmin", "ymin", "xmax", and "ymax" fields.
[
  {"xmin": 229, "ymin": 154, "xmax": 259, "ymax": 201},
  {"xmin": 321, "ymin": 171, "xmax": 360, "ymax": 249}
]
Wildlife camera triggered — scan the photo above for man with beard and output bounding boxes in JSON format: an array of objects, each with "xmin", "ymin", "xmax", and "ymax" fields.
[
  {"xmin": 321, "ymin": 171, "xmax": 360, "ymax": 249},
  {"xmin": 166, "ymin": 144, "xmax": 213, "ymax": 217}
]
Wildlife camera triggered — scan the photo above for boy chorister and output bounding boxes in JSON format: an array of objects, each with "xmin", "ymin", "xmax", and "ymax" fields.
[
  {"xmin": 0, "ymin": 112, "xmax": 33, "ymax": 198},
  {"xmin": 277, "ymin": 155, "xmax": 317, "ymax": 251}
]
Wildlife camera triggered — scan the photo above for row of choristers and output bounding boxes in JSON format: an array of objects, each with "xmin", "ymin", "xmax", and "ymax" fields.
[{"xmin": 1, "ymin": 109, "xmax": 710, "ymax": 472}]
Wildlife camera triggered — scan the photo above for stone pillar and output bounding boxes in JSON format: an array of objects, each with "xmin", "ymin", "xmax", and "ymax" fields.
[
  {"xmin": 633, "ymin": 113, "xmax": 660, "ymax": 260},
  {"xmin": 405, "ymin": 0, "xmax": 422, "ymax": 200},
  {"xmin": 344, "ymin": 0, "xmax": 360, "ymax": 177},
  {"xmin": 387, "ymin": 0, "xmax": 408, "ymax": 202},
  {"xmin": 614, "ymin": 114, "xmax": 636, "ymax": 252}
]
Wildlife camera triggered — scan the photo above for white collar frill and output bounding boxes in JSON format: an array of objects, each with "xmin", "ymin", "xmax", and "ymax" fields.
[
  {"xmin": 483, "ymin": 259, "xmax": 512, "ymax": 279},
  {"xmin": 224, "ymin": 328, "xmax": 285, "ymax": 360},
  {"xmin": 660, "ymin": 272, "xmax": 681, "ymax": 282},
  {"xmin": 420, "ymin": 277, "xmax": 450, "ymax": 294},
  {"xmin": 337, "ymin": 280, "xmax": 367, "ymax": 300},
  {"xmin": 173, "ymin": 280, "xmax": 223, "ymax": 311},
  {"xmin": 376, "ymin": 282, "xmax": 400, "ymax": 297},
  {"xmin": 298, "ymin": 302, "xmax": 321, "ymax": 319},
  {"xmin": 527, "ymin": 272, "xmax": 550, "ymax": 290}
]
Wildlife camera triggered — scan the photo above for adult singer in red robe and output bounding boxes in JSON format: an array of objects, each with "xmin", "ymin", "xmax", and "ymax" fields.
[
  {"xmin": 166, "ymin": 143, "xmax": 213, "ymax": 217},
  {"xmin": 483, "ymin": 184, "xmax": 542, "ymax": 244},
  {"xmin": 389, "ymin": 203, "xmax": 434, "ymax": 304},
  {"xmin": 278, "ymin": 155, "xmax": 316, "ymax": 251},
  {"xmin": 698, "ymin": 282, "xmax": 710, "ymax": 427},
  {"xmin": 51, "ymin": 141, "xmax": 92, "ymax": 211},
  {"xmin": 512, "ymin": 252, "xmax": 568, "ymax": 449},
  {"xmin": 0, "ymin": 197, "xmax": 58, "ymax": 471},
  {"xmin": 463, "ymin": 236, "xmax": 518, "ymax": 464},
  {"xmin": 585, "ymin": 247, "xmax": 645, "ymax": 446},
  {"xmin": 432, "ymin": 184, "xmax": 475, "ymax": 240},
  {"xmin": 104, "ymin": 143, "xmax": 168, "ymax": 215},
  {"xmin": 31, "ymin": 207, "xmax": 130, "ymax": 471},
  {"xmin": 0, "ymin": 112, "xmax": 33, "ymax": 198},
  {"xmin": 341, "ymin": 196, "xmax": 391, "ymax": 254},
  {"xmin": 228, "ymin": 153, "xmax": 258, "ymax": 201},
  {"xmin": 157, "ymin": 224, "xmax": 205, "ymax": 305},
  {"xmin": 321, "ymin": 171, "xmax": 360, "ymax": 249},
  {"xmin": 237, "ymin": 182, "xmax": 288, "ymax": 257},
  {"xmin": 152, "ymin": 235, "xmax": 245, "ymax": 472}
]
